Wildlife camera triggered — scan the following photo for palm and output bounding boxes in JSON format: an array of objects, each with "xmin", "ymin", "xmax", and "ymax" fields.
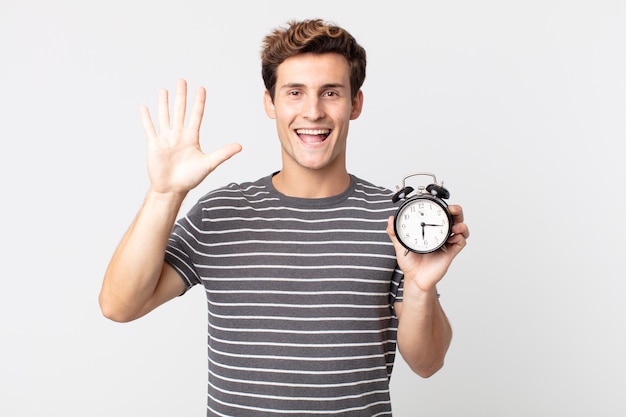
[
  {"xmin": 147, "ymin": 126, "xmax": 210, "ymax": 193},
  {"xmin": 395, "ymin": 247, "xmax": 453, "ymax": 291}
]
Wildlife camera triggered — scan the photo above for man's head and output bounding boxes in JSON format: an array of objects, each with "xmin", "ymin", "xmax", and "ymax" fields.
[{"xmin": 261, "ymin": 19, "xmax": 367, "ymax": 102}]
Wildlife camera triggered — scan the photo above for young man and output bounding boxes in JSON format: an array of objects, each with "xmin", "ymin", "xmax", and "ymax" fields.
[{"xmin": 100, "ymin": 19, "xmax": 469, "ymax": 416}]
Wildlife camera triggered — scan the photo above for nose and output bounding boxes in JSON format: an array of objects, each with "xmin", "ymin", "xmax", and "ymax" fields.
[{"xmin": 301, "ymin": 96, "xmax": 324, "ymax": 120}]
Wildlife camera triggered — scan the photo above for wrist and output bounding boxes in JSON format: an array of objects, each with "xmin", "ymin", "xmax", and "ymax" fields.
[
  {"xmin": 146, "ymin": 187, "xmax": 187, "ymax": 205},
  {"xmin": 143, "ymin": 189, "xmax": 187, "ymax": 219},
  {"xmin": 402, "ymin": 278, "xmax": 439, "ymax": 302}
]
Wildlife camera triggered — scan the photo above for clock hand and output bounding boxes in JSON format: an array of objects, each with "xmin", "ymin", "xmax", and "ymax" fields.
[{"xmin": 423, "ymin": 223, "xmax": 443, "ymax": 227}]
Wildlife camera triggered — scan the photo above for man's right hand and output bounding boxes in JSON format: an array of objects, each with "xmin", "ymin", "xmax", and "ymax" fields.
[{"xmin": 140, "ymin": 79, "xmax": 242, "ymax": 196}]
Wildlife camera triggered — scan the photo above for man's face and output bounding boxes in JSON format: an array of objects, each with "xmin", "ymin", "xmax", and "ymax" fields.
[{"xmin": 264, "ymin": 52, "xmax": 363, "ymax": 173}]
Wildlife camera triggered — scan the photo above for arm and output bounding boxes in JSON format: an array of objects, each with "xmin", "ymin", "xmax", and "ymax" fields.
[
  {"xmin": 99, "ymin": 79, "xmax": 242, "ymax": 322},
  {"xmin": 386, "ymin": 205, "xmax": 469, "ymax": 377}
]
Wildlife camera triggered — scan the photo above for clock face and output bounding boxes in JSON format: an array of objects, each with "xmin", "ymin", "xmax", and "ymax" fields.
[{"xmin": 394, "ymin": 196, "xmax": 452, "ymax": 253}]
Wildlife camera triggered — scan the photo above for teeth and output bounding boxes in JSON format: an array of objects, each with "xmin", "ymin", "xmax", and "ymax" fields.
[{"xmin": 296, "ymin": 129, "xmax": 330, "ymax": 135}]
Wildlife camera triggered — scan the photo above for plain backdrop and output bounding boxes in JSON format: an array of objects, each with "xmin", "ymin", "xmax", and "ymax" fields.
[{"xmin": 1, "ymin": 0, "xmax": 624, "ymax": 416}]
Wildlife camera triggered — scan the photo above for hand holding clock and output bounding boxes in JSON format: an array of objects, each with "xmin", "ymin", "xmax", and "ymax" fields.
[{"xmin": 386, "ymin": 204, "xmax": 469, "ymax": 294}]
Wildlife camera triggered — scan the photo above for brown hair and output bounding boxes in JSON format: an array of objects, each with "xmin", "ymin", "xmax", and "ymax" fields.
[{"xmin": 261, "ymin": 19, "xmax": 366, "ymax": 101}]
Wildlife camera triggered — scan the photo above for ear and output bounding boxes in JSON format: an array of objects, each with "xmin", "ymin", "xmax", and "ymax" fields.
[
  {"xmin": 350, "ymin": 89, "xmax": 364, "ymax": 120},
  {"xmin": 264, "ymin": 90, "xmax": 276, "ymax": 119}
]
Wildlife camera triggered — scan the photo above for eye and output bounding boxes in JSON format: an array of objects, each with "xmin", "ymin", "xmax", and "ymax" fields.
[
  {"xmin": 287, "ymin": 90, "xmax": 302, "ymax": 97},
  {"xmin": 323, "ymin": 90, "xmax": 339, "ymax": 97}
]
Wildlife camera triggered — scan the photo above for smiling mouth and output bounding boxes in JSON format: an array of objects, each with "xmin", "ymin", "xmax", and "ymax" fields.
[{"xmin": 296, "ymin": 128, "xmax": 330, "ymax": 144}]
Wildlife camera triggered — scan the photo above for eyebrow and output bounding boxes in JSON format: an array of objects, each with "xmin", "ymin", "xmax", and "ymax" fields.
[{"xmin": 279, "ymin": 82, "xmax": 347, "ymax": 90}]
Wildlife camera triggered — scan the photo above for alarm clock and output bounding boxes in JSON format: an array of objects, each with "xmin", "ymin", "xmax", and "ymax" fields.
[{"xmin": 392, "ymin": 172, "xmax": 453, "ymax": 254}]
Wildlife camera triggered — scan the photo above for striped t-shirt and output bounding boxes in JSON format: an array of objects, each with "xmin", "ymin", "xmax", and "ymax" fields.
[{"xmin": 165, "ymin": 173, "xmax": 405, "ymax": 416}]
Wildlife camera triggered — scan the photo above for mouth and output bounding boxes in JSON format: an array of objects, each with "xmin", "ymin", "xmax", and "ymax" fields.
[{"xmin": 295, "ymin": 128, "xmax": 331, "ymax": 144}]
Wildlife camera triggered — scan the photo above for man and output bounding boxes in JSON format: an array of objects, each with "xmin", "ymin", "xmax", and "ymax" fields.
[{"xmin": 100, "ymin": 19, "xmax": 469, "ymax": 416}]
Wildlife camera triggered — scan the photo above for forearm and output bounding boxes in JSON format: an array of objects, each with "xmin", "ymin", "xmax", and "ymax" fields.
[
  {"xmin": 396, "ymin": 284, "xmax": 452, "ymax": 378},
  {"xmin": 99, "ymin": 190, "xmax": 185, "ymax": 321}
]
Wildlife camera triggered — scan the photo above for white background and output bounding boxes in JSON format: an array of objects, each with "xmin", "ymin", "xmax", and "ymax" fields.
[{"xmin": 1, "ymin": 0, "xmax": 625, "ymax": 416}]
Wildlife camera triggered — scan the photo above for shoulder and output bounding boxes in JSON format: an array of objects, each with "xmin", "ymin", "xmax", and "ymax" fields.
[{"xmin": 349, "ymin": 175, "xmax": 396, "ymax": 207}]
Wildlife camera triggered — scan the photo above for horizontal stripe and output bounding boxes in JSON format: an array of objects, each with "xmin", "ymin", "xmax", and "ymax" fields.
[
  {"xmin": 208, "ymin": 359, "xmax": 389, "ymax": 377},
  {"xmin": 208, "ymin": 334, "xmax": 393, "ymax": 349},
  {"xmin": 207, "ymin": 398, "xmax": 392, "ymax": 416},
  {"xmin": 208, "ymin": 379, "xmax": 390, "ymax": 402}
]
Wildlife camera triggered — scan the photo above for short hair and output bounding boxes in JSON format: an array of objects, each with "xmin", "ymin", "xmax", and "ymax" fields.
[{"xmin": 261, "ymin": 19, "xmax": 367, "ymax": 101}]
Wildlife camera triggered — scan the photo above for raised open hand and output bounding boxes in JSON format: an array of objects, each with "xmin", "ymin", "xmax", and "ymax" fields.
[{"xmin": 140, "ymin": 79, "xmax": 242, "ymax": 195}]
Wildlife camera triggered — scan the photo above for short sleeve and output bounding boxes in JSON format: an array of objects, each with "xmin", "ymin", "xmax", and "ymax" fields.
[{"xmin": 389, "ymin": 264, "xmax": 404, "ymax": 304}]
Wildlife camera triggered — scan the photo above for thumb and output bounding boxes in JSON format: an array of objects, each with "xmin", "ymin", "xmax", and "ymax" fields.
[
  {"xmin": 386, "ymin": 216, "xmax": 401, "ymax": 247},
  {"xmin": 205, "ymin": 143, "xmax": 243, "ymax": 172}
]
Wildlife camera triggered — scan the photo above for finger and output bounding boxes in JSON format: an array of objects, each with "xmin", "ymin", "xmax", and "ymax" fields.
[
  {"xmin": 385, "ymin": 216, "xmax": 401, "ymax": 247},
  {"xmin": 172, "ymin": 79, "xmax": 187, "ymax": 129},
  {"xmin": 157, "ymin": 88, "xmax": 170, "ymax": 134},
  {"xmin": 446, "ymin": 232, "xmax": 468, "ymax": 252},
  {"xmin": 140, "ymin": 106, "xmax": 157, "ymax": 139},
  {"xmin": 188, "ymin": 86, "xmax": 206, "ymax": 132},
  {"xmin": 205, "ymin": 143, "xmax": 243, "ymax": 172},
  {"xmin": 385, "ymin": 216, "xmax": 395, "ymax": 238},
  {"xmin": 452, "ymin": 222, "xmax": 470, "ymax": 239},
  {"xmin": 448, "ymin": 204, "xmax": 464, "ymax": 223}
]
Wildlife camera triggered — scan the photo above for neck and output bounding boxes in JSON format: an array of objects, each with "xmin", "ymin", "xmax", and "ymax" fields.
[{"xmin": 272, "ymin": 167, "xmax": 350, "ymax": 198}]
